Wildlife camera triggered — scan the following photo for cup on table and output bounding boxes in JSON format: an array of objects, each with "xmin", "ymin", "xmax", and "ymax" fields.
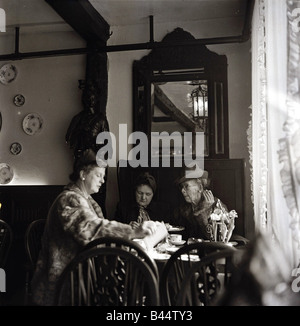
[{"xmin": 169, "ymin": 234, "xmax": 182, "ymax": 243}]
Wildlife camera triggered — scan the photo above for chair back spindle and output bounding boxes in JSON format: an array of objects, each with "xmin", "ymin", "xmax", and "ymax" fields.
[
  {"xmin": 54, "ymin": 246, "xmax": 159, "ymax": 306},
  {"xmin": 160, "ymin": 241, "xmax": 237, "ymax": 306}
]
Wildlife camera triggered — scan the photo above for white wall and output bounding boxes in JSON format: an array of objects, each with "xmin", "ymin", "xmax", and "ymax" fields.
[{"xmin": 0, "ymin": 31, "xmax": 86, "ymax": 185}]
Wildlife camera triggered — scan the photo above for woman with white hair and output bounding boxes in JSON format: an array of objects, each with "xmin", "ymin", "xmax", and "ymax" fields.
[{"xmin": 174, "ymin": 163, "xmax": 236, "ymax": 242}]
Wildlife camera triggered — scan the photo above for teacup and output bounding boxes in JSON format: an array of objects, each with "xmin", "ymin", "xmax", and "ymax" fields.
[{"xmin": 170, "ymin": 234, "xmax": 182, "ymax": 243}]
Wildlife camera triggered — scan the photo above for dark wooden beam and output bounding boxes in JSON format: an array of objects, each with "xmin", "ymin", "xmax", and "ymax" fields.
[
  {"xmin": 154, "ymin": 85, "xmax": 197, "ymax": 130},
  {"xmin": 45, "ymin": 0, "xmax": 110, "ymax": 44}
]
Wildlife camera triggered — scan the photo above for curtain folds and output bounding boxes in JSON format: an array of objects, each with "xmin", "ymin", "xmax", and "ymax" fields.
[
  {"xmin": 250, "ymin": 0, "xmax": 300, "ymax": 268},
  {"xmin": 281, "ymin": 0, "xmax": 300, "ymax": 263},
  {"xmin": 250, "ymin": 0, "xmax": 268, "ymax": 232}
]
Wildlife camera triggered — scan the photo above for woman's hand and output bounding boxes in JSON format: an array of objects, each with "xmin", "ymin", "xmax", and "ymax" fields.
[
  {"xmin": 129, "ymin": 221, "xmax": 141, "ymax": 230},
  {"xmin": 202, "ymin": 190, "xmax": 215, "ymax": 208}
]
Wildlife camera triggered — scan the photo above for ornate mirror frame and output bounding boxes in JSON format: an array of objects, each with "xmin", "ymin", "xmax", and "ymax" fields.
[{"xmin": 133, "ymin": 28, "xmax": 229, "ymax": 160}]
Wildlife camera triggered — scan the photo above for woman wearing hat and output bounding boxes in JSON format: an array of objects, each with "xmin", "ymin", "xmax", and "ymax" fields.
[
  {"xmin": 31, "ymin": 149, "xmax": 159, "ymax": 306},
  {"xmin": 115, "ymin": 172, "xmax": 171, "ymax": 228},
  {"xmin": 174, "ymin": 163, "xmax": 235, "ymax": 242}
]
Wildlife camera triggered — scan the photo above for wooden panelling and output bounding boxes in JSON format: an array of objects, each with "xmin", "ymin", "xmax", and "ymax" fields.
[
  {"xmin": 0, "ymin": 186, "xmax": 63, "ymax": 241},
  {"xmin": 204, "ymin": 159, "xmax": 245, "ymax": 236}
]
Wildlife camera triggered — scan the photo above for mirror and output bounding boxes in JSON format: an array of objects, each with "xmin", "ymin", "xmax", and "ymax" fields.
[
  {"xmin": 133, "ymin": 28, "xmax": 229, "ymax": 160},
  {"xmin": 151, "ymin": 78, "xmax": 209, "ymax": 156}
]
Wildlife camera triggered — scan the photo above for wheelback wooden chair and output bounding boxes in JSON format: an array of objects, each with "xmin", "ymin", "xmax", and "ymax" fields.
[
  {"xmin": 176, "ymin": 248, "xmax": 239, "ymax": 306},
  {"xmin": 159, "ymin": 241, "xmax": 237, "ymax": 306},
  {"xmin": 81, "ymin": 236, "xmax": 159, "ymax": 280},
  {"xmin": 54, "ymin": 246, "xmax": 160, "ymax": 306}
]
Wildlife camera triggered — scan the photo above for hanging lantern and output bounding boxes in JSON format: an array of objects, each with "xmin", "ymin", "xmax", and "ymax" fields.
[{"xmin": 191, "ymin": 83, "xmax": 208, "ymax": 130}]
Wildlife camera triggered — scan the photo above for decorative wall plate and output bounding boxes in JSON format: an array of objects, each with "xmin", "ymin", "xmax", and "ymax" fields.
[
  {"xmin": 0, "ymin": 163, "xmax": 14, "ymax": 184},
  {"xmin": 13, "ymin": 94, "xmax": 25, "ymax": 107},
  {"xmin": 10, "ymin": 142, "xmax": 22, "ymax": 155},
  {"xmin": 0, "ymin": 63, "xmax": 17, "ymax": 85},
  {"xmin": 22, "ymin": 113, "xmax": 43, "ymax": 135}
]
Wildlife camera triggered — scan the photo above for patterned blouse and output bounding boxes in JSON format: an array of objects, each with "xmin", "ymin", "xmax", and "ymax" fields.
[{"xmin": 31, "ymin": 183, "xmax": 135, "ymax": 306}]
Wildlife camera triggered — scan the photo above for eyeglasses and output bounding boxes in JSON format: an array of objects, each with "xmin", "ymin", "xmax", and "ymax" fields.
[{"xmin": 179, "ymin": 182, "xmax": 203, "ymax": 191}]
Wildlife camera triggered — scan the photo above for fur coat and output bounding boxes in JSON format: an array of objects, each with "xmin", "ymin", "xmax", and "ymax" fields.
[{"xmin": 31, "ymin": 183, "xmax": 135, "ymax": 306}]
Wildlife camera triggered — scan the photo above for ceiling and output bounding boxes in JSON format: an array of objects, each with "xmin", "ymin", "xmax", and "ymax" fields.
[
  {"xmin": 2, "ymin": 0, "xmax": 250, "ymax": 36},
  {"xmin": 89, "ymin": 0, "xmax": 248, "ymax": 27}
]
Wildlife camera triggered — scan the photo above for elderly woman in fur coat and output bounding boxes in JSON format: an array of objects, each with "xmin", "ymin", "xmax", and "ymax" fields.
[{"xmin": 31, "ymin": 149, "xmax": 158, "ymax": 306}]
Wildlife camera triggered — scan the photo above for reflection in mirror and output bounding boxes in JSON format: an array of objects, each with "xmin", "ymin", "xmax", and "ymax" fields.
[{"xmin": 151, "ymin": 79, "xmax": 209, "ymax": 156}]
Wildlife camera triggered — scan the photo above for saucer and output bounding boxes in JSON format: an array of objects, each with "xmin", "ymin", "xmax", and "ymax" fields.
[
  {"xmin": 166, "ymin": 246, "xmax": 179, "ymax": 254},
  {"xmin": 225, "ymin": 241, "xmax": 238, "ymax": 247},
  {"xmin": 168, "ymin": 225, "xmax": 185, "ymax": 232},
  {"xmin": 150, "ymin": 252, "xmax": 171, "ymax": 260},
  {"xmin": 170, "ymin": 240, "xmax": 186, "ymax": 246}
]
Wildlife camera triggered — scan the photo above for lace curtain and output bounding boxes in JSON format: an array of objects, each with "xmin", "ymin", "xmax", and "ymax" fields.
[{"xmin": 249, "ymin": 0, "xmax": 300, "ymax": 268}]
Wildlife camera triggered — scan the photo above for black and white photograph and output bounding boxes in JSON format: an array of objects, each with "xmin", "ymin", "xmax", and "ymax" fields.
[{"xmin": 0, "ymin": 0, "xmax": 300, "ymax": 312}]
